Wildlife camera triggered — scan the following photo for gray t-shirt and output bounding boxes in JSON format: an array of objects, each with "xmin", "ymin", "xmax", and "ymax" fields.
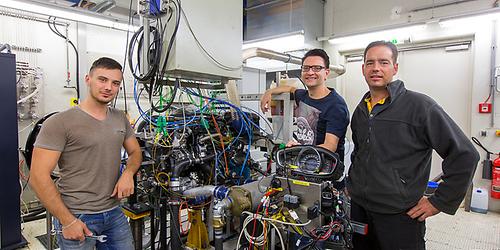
[{"xmin": 34, "ymin": 106, "xmax": 134, "ymax": 214}]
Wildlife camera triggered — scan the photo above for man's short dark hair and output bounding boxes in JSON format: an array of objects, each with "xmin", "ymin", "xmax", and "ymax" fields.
[
  {"xmin": 89, "ymin": 57, "xmax": 122, "ymax": 73},
  {"xmin": 302, "ymin": 48, "xmax": 330, "ymax": 68},
  {"xmin": 363, "ymin": 41, "xmax": 398, "ymax": 63}
]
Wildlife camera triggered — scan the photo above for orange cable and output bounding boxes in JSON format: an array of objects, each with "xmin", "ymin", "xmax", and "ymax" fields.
[{"xmin": 211, "ymin": 113, "xmax": 229, "ymax": 175}]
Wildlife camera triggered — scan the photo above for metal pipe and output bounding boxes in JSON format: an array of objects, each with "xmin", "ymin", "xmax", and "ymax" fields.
[
  {"xmin": 131, "ymin": 219, "xmax": 143, "ymax": 250},
  {"xmin": 212, "ymin": 199, "xmax": 231, "ymax": 250},
  {"xmin": 409, "ymin": 0, "xmax": 477, "ymax": 13},
  {"xmin": 46, "ymin": 212, "xmax": 53, "ymax": 250},
  {"xmin": 89, "ymin": 0, "xmax": 116, "ymax": 13},
  {"xmin": 245, "ymin": 0, "xmax": 286, "ymax": 11},
  {"xmin": 0, "ymin": 9, "xmax": 67, "ymax": 26},
  {"xmin": 242, "ymin": 47, "xmax": 346, "ymax": 76},
  {"xmin": 183, "ymin": 185, "xmax": 216, "ymax": 197},
  {"xmin": 491, "ymin": 20, "xmax": 497, "ymax": 127},
  {"xmin": 138, "ymin": 0, "xmax": 151, "ymax": 79},
  {"xmin": 65, "ymin": 24, "xmax": 70, "ymax": 86}
]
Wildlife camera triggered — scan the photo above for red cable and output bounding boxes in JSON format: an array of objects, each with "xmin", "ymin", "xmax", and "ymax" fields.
[{"xmin": 249, "ymin": 199, "xmax": 264, "ymax": 249}]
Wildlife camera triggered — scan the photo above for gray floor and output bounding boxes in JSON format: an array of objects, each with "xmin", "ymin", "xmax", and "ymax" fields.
[
  {"xmin": 426, "ymin": 209, "xmax": 500, "ymax": 250},
  {"xmin": 19, "ymin": 208, "xmax": 500, "ymax": 249}
]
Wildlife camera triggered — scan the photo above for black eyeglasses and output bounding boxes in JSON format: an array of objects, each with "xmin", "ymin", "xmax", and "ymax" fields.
[{"xmin": 301, "ymin": 65, "xmax": 326, "ymax": 72}]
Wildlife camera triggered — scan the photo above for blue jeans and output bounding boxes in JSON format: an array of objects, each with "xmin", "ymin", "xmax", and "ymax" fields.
[{"xmin": 53, "ymin": 206, "xmax": 134, "ymax": 250}]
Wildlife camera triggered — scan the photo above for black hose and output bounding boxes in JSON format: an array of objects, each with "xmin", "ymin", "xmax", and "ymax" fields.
[
  {"xmin": 472, "ymin": 137, "xmax": 495, "ymax": 154},
  {"xmin": 127, "ymin": 26, "xmax": 162, "ymax": 81},
  {"xmin": 47, "ymin": 17, "xmax": 80, "ymax": 100},
  {"xmin": 169, "ymin": 203, "xmax": 182, "ymax": 250},
  {"xmin": 172, "ymin": 154, "xmax": 215, "ymax": 178}
]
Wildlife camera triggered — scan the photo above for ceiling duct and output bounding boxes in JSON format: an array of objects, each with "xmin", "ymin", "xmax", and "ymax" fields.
[
  {"xmin": 244, "ymin": 0, "xmax": 324, "ymax": 50},
  {"xmin": 28, "ymin": 0, "xmax": 118, "ymax": 13}
]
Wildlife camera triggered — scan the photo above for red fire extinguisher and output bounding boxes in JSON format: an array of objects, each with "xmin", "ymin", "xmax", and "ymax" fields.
[{"xmin": 492, "ymin": 156, "xmax": 500, "ymax": 199}]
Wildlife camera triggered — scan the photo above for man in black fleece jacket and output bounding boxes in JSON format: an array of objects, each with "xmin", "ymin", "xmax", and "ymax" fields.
[{"xmin": 347, "ymin": 41, "xmax": 479, "ymax": 250}]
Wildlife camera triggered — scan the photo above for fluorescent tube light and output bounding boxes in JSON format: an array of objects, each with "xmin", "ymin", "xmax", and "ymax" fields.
[
  {"xmin": 328, "ymin": 25, "xmax": 426, "ymax": 45},
  {"xmin": 0, "ymin": 0, "xmax": 137, "ymax": 31},
  {"xmin": 440, "ymin": 13, "xmax": 500, "ymax": 28}
]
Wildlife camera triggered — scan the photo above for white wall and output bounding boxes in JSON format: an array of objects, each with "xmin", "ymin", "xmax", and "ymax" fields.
[
  {"xmin": 1, "ymin": 7, "xmax": 137, "ymax": 203},
  {"xmin": 323, "ymin": 0, "xmax": 500, "ymax": 212},
  {"xmin": 324, "ymin": 0, "xmax": 494, "ymax": 37}
]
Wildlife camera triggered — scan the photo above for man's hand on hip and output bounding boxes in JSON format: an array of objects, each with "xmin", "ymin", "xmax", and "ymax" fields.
[
  {"xmin": 111, "ymin": 170, "xmax": 135, "ymax": 199},
  {"xmin": 407, "ymin": 197, "xmax": 440, "ymax": 221}
]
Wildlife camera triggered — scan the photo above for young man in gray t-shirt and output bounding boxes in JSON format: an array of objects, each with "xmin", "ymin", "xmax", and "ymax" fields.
[{"xmin": 30, "ymin": 57, "xmax": 142, "ymax": 249}]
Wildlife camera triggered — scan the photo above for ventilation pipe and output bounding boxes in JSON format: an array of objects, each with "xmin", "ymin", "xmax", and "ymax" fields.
[{"xmin": 242, "ymin": 47, "xmax": 345, "ymax": 76}]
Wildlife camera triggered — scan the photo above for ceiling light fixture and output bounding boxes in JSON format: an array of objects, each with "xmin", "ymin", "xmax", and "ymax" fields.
[
  {"xmin": 327, "ymin": 24, "xmax": 426, "ymax": 45},
  {"xmin": 0, "ymin": 0, "xmax": 137, "ymax": 31}
]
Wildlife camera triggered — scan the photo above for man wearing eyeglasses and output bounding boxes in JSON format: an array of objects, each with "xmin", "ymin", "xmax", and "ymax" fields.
[
  {"xmin": 348, "ymin": 41, "xmax": 479, "ymax": 249},
  {"xmin": 260, "ymin": 49, "xmax": 349, "ymax": 161}
]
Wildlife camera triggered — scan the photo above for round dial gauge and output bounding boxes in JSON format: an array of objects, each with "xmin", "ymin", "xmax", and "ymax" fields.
[{"xmin": 299, "ymin": 154, "xmax": 321, "ymax": 173}]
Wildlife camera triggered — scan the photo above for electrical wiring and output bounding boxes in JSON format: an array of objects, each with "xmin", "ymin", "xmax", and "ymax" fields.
[
  {"xmin": 241, "ymin": 211, "xmax": 312, "ymax": 227},
  {"xmin": 127, "ymin": 0, "xmax": 179, "ymax": 115},
  {"xmin": 127, "ymin": 25, "xmax": 162, "ymax": 81},
  {"xmin": 18, "ymin": 159, "xmax": 28, "ymax": 182},
  {"xmin": 211, "ymin": 112, "xmax": 229, "ymax": 175},
  {"xmin": 237, "ymin": 211, "xmax": 286, "ymax": 250},
  {"xmin": 182, "ymin": 88, "xmax": 255, "ymax": 181},
  {"xmin": 183, "ymin": 88, "xmax": 252, "ymax": 179},
  {"xmin": 133, "ymin": 78, "xmax": 156, "ymax": 126},
  {"xmin": 247, "ymin": 199, "xmax": 263, "ymax": 249},
  {"xmin": 142, "ymin": 0, "xmax": 179, "ymax": 114},
  {"xmin": 127, "ymin": 0, "xmax": 165, "ymax": 83},
  {"xmin": 150, "ymin": 78, "xmax": 179, "ymax": 113},
  {"xmin": 239, "ymin": 105, "xmax": 274, "ymax": 136}
]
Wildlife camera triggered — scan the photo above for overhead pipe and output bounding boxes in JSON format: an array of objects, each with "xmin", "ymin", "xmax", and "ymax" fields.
[
  {"xmin": 89, "ymin": 0, "xmax": 116, "ymax": 13},
  {"xmin": 242, "ymin": 47, "xmax": 346, "ymax": 76}
]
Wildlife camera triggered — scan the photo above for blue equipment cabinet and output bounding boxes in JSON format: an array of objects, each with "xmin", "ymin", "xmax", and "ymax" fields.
[{"xmin": 0, "ymin": 52, "xmax": 27, "ymax": 249}]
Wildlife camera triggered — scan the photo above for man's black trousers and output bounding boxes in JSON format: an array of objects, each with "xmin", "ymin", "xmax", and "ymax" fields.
[{"xmin": 350, "ymin": 200, "xmax": 426, "ymax": 250}]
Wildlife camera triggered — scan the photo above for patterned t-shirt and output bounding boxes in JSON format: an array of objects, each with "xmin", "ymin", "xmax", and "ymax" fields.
[{"xmin": 293, "ymin": 88, "xmax": 349, "ymax": 160}]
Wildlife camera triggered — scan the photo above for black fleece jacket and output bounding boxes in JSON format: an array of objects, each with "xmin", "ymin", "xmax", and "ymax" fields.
[{"xmin": 347, "ymin": 80, "xmax": 479, "ymax": 215}]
